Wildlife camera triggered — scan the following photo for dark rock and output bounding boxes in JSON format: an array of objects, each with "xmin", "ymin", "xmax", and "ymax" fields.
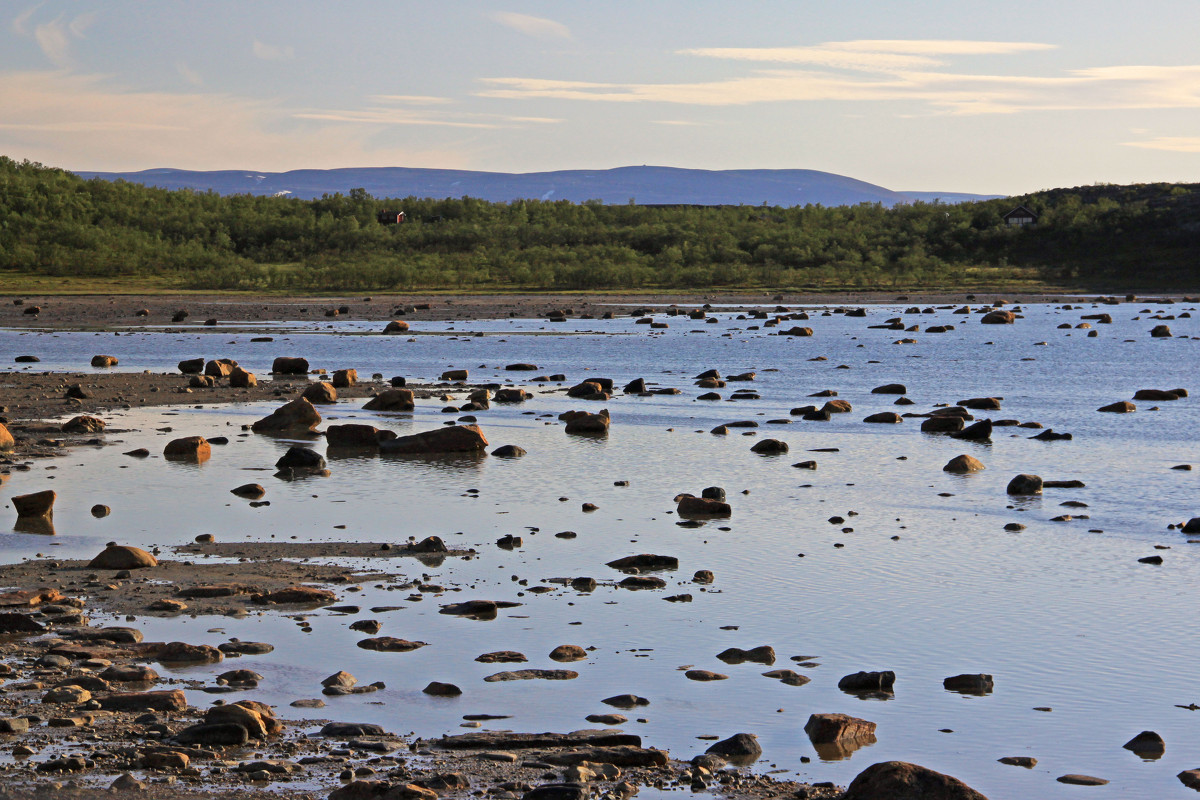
[
  {"xmin": 943, "ymin": 674, "xmax": 993, "ymax": 695},
  {"xmin": 839, "ymin": 671, "xmax": 896, "ymax": 693},
  {"xmin": 1123, "ymin": 730, "xmax": 1165, "ymax": 759},
  {"xmin": 843, "ymin": 761, "xmax": 988, "ymax": 800},
  {"xmin": 379, "ymin": 424, "xmax": 488, "ymax": 454},
  {"xmin": 1006, "ymin": 474, "xmax": 1043, "ymax": 495}
]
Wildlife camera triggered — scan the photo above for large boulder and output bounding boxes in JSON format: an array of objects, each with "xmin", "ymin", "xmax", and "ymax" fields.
[
  {"xmin": 275, "ymin": 447, "xmax": 327, "ymax": 472},
  {"xmin": 863, "ymin": 412, "xmax": 902, "ymax": 424},
  {"xmin": 495, "ymin": 388, "xmax": 530, "ymax": 403},
  {"xmin": 62, "ymin": 415, "xmax": 105, "ymax": 434},
  {"xmin": 921, "ymin": 416, "xmax": 964, "ymax": 433},
  {"xmin": 13, "ymin": 490, "xmax": 55, "ymax": 518},
  {"xmin": 750, "ymin": 439, "xmax": 789, "ymax": 454},
  {"xmin": 383, "ymin": 320, "xmax": 410, "ymax": 334},
  {"xmin": 677, "ymin": 495, "xmax": 731, "ymax": 518},
  {"xmin": 88, "ymin": 545, "xmax": 157, "ymax": 570},
  {"xmin": 981, "ymin": 310, "xmax": 1016, "ymax": 324},
  {"xmin": 303, "ymin": 382, "xmax": 338, "ymax": 404},
  {"xmin": 251, "ymin": 398, "xmax": 322, "ymax": 433},
  {"xmin": 871, "ymin": 384, "xmax": 907, "ymax": 395},
  {"xmin": 91, "ymin": 355, "xmax": 118, "ymax": 367},
  {"xmin": 271, "ymin": 357, "xmax": 310, "ymax": 375},
  {"xmin": 333, "ymin": 369, "xmax": 358, "ymax": 388},
  {"xmin": 178, "ymin": 358, "xmax": 204, "ymax": 374},
  {"xmin": 1150, "ymin": 325, "xmax": 1172, "ymax": 338},
  {"xmin": 1007, "ymin": 474, "xmax": 1043, "ymax": 495},
  {"xmin": 842, "ymin": 761, "xmax": 989, "ymax": 800},
  {"xmin": 204, "ymin": 700, "xmax": 282, "ymax": 740},
  {"xmin": 379, "ymin": 425, "xmax": 488, "ymax": 455},
  {"xmin": 943, "ymin": 454, "xmax": 985, "ymax": 473},
  {"xmin": 563, "ymin": 410, "xmax": 610, "ymax": 435},
  {"xmin": 0, "ymin": 423, "xmax": 13, "ymax": 451},
  {"xmin": 326, "ymin": 424, "xmax": 395, "ymax": 448},
  {"xmin": 229, "ymin": 367, "xmax": 257, "ymax": 388},
  {"xmin": 164, "ymin": 436, "xmax": 211, "ymax": 461},
  {"xmin": 205, "ymin": 359, "xmax": 236, "ymax": 378},
  {"xmin": 804, "ymin": 713, "xmax": 877, "ymax": 748},
  {"xmin": 363, "ymin": 389, "xmax": 415, "ymax": 411},
  {"xmin": 441, "ymin": 369, "xmax": 468, "ymax": 381}
]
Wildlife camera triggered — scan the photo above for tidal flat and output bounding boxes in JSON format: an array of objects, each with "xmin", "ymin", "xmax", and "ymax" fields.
[{"xmin": 0, "ymin": 294, "xmax": 1197, "ymax": 800}]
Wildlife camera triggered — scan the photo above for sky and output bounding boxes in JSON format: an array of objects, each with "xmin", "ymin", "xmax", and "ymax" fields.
[{"xmin": 4, "ymin": 1, "xmax": 1200, "ymax": 195}]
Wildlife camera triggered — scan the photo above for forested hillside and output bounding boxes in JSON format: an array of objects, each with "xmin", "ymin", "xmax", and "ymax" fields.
[{"xmin": 1, "ymin": 156, "xmax": 1197, "ymax": 292}]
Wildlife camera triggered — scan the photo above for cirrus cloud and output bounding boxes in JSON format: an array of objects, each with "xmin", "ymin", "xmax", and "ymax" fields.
[{"xmin": 490, "ymin": 12, "xmax": 571, "ymax": 40}]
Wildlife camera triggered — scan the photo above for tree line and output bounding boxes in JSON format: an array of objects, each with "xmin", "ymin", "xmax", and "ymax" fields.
[{"xmin": 1, "ymin": 156, "xmax": 1196, "ymax": 292}]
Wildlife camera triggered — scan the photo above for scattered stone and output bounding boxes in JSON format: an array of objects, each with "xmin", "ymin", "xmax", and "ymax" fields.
[
  {"xmin": 484, "ymin": 670, "xmax": 578, "ymax": 682},
  {"xmin": 1057, "ymin": 774, "xmax": 1108, "ymax": 786},
  {"xmin": 550, "ymin": 645, "xmax": 588, "ymax": 662},
  {"xmin": 684, "ymin": 670, "xmax": 728, "ymax": 681},
  {"xmin": 943, "ymin": 455, "xmax": 985, "ymax": 473}
]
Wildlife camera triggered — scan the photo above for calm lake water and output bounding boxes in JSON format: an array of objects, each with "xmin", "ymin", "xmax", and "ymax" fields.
[{"xmin": 1, "ymin": 301, "xmax": 1198, "ymax": 799}]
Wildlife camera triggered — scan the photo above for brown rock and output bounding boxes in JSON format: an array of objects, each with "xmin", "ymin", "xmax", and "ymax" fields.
[
  {"xmin": 383, "ymin": 320, "xmax": 410, "ymax": 334},
  {"xmin": 1006, "ymin": 474, "xmax": 1043, "ymax": 495},
  {"xmin": 251, "ymin": 398, "xmax": 322, "ymax": 433},
  {"xmin": 921, "ymin": 416, "xmax": 965, "ymax": 433},
  {"xmin": 363, "ymin": 388, "xmax": 416, "ymax": 411},
  {"xmin": 231, "ymin": 483, "xmax": 265, "ymax": 498},
  {"xmin": 483, "ymin": 669, "xmax": 578, "ymax": 682},
  {"xmin": 863, "ymin": 412, "xmax": 903, "ymax": 423},
  {"xmin": 423, "ymin": 681, "xmax": 462, "ymax": 696},
  {"xmin": 303, "ymin": 381, "xmax": 338, "ymax": 404},
  {"xmin": 804, "ymin": 713, "xmax": 877, "ymax": 746},
  {"xmin": 327, "ymin": 424, "xmax": 391, "ymax": 448},
  {"xmin": 549, "ymin": 645, "xmax": 588, "ymax": 662},
  {"xmin": 205, "ymin": 359, "xmax": 235, "ymax": 378},
  {"xmin": 981, "ymin": 310, "xmax": 1016, "ymax": 324},
  {"xmin": 441, "ymin": 369, "xmax": 468, "ymax": 381},
  {"xmin": 229, "ymin": 367, "xmax": 257, "ymax": 388},
  {"xmin": 0, "ymin": 423, "xmax": 13, "ymax": 451},
  {"xmin": 1057, "ymin": 775, "xmax": 1108, "ymax": 786},
  {"xmin": 96, "ymin": 689, "xmax": 186, "ymax": 712},
  {"xmin": 684, "ymin": 670, "xmax": 728, "ymax": 681},
  {"xmin": 13, "ymin": 490, "xmax": 55, "ymax": 518},
  {"xmin": 843, "ymin": 761, "xmax": 988, "ymax": 800},
  {"xmin": 357, "ymin": 637, "xmax": 429, "ymax": 652},
  {"xmin": 333, "ymin": 369, "xmax": 358, "ymax": 388},
  {"xmin": 157, "ymin": 642, "xmax": 223, "ymax": 664},
  {"xmin": 564, "ymin": 410, "xmax": 611, "ymax": 434},
  {"xmin": 205, "ymin": 700, "xmax": 282, "ymax": 739},
  {"xmin": 379, "ymin": 424, "xmax": 488, "ymax": 454},
  {"xmin": 91, "ymin": 355, "xmax": 118, "ymax": 367},
  {"xmin": 677, "ymin": 495, "xmax": 731, "ymax": 518},
  {"xmin": 251, "ymin": 586, "xmax": 336, "ymax": 605},
  {"xmin": 271, "ymin": 356, "xmax": 310, "ymax": 374},
  {"xmin": 63, "ymin": 415, "xmax": 105, "ymax": 433},
  {"xmin": 943, "ymin": 455, "xmax": 985, "ymax": 473},
  {"xmin": 178, "ymin": 358, "xmax": 204, "ymax": 374},
  {"xmin": 163, "ymin": 436, "xmax": 211, "ymax": 461},
  {"xmin": 88, "ymin": 545, "xmax": 156, "ymax": 570},
  {"xmin": 1098, "ymin": 401, "xmax": 1136, "ymax": 413},
  {"xmin": 475, "ymin": 651, "xmax": 528, "ymax": 663}
]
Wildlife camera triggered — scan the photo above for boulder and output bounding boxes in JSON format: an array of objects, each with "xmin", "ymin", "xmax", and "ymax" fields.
[
  {"xmin": 495, "ymin": 388, "xmax": 530, "ymax": 403},
  {"xmin": 63, "ymin": 415, "xmax": 105, "ymax": 433},
  {"xmin": 13, "ymin": 490, "xmax": 55, "ymax": 518},
  {"xmin": 205, "ymin": 359, "xmax": 235, "ymax": 378},
  {"xmin": 564, "ymin": 410, "xmax": 610, "ymax": 435},
  {"xmin": 717, "ymin": 646, "xmax": 775, "ymax": 665},
  {"xmin": 871, "ymin": 384, "xmax": 907, "ymax": 394},
  {"xmin": 750, "ymin": 439, "xmax": 789, "ymax": 454},
  {"xmin": 97, "ymin": 689, "xmax": 186, "ymax": 712},
  {"xmin": 1151, "ymin": 325, "xmax": 1172, "ymax": 338},
  {"xmin": 231, "ymin": 483, "xmax": 265, "ymax": 498},
  {"xmin": 491, "ymin": 445, "xmax": 527, "ymax": 457},
  {"xmin": 164, "ymin": 436, "xmax": 211, "ymax": 461},
  {"xmin": 943, "ymin": 674, "xmax": 994, "ymax": 695},
  {"xmin": 607, "ymin": 554, "xmax": 679, "ymax": 571},
  {"xmin": 1179, "ymin": 769, "xmax": 1200, "ymax": 791},
  {"xmin": 251, "ymin": 398, "xmax": 322, "ymax": 433},
  {"xmin": 333, "ymin": 369, "xmax": 358, "ymax": 388},
  {"xmin": 363, "ymin": 388, "xmax": 416, "ymax": 411},
  {"xmin": 275, "ymin": 446, "xmax": 327, "ymax": 473},
  {"xmin": 91, "ymin": 355, "xmax": 118, "ymax": 367},
  {"xmin": 822, "ymin": 399, "xmax": 853, "ymax": 413},
  {"xmin": 1123, "ymin": 730, "xmax": 1165, "ymax": 759},
  {"xmin": 205, "ymin": 700, "xmax": 282, "ymax": 739},
  {"xmin": 958, "ymin": 397, "xmax": 1001, "ymax": 410},
  {"xmin": 863, "ymin": 412, "xmax": 902, "ymax": 424},
  {"xmin": 88, "ymin": 545, "xmax": 156, "ymax": 570},
  {"xmin": 441, "ymin": 369, "xmax": 468, "ymax": 381},
  {"xmin": 1007, "ymin": 474, "xmax": 1043, "ymax": 495},
  {"xmin": 303, "ymin": 382, "xmax": 337, "ymax": 404},
  {"xmin": 229, "ymin": 367, "xmax": 257, "ymax": 388},
  {"xmin": 383, "ymin": 320, "xmax": 410, "ymax": 334},
  {"xmin": 838, "ymin": 671, "xmax": 896, "ymax": 692},
  {"xmin": 943, "ymin": 455, "xmax": 985, "ymax": 473},
  {"xmin": 705, "ymin": 733, "xmax": 762, "ymax": 762},
  {"xmin": 272, "ymin": 357, "xmax": 310, "ymax": 375},
  {"xmin": 981, "ymin": 310, "xmax": 1016, "ymax": 324},
  {"xmin": 0, "ymin": 422, "xmax": 13, "ymax": 451},
  {"xmin": 549, "ymin": 645, "xmax": 588, "ymax": 662},
  {"xmin": 157, "ymin": 642, "xmax": 223, "ymax": 664},
  {"xmin": 922, "ymin": 416, "xmax": 964, "ymax": 433},
  {"xmin": 1133, "ymin": 388, "xmax": 1183, "ymax": 401},
  {"xmin": 951, "ymin": 419, "xmax": 993, "ymax": 441},
  {"xmin": 178, "ymin": 358, "xmax": 204, "ymax": 374},
  {"xmin": 843, "ymin": 761, "xmax": 988, "ymax": 800},
  {"xmin": 327, "ymin": 424, "xmax": 392, "ymax": 448},
  {"xmin": 804, "ymin": 713, "xmax": 877, "ymax": 745},
  {"xmin": 1098, "ymin": 401, "xmax": 1136, "ymax": 413},
  {"xmin": 677, "ymin": 495, "xmax": 731, "ymax": 518},
  {"xmin": 379, "ymin": 424, "xmax": 488, "ymax": 454}
]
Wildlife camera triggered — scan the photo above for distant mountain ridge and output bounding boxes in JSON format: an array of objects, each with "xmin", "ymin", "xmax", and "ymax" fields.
[{"xmin": 73, "ymin": 165, "xmax": 1000, "ymax": 207}]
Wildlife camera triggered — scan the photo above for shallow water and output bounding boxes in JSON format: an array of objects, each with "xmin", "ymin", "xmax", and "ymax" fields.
[{"xmin": 2, "ymin": 301, "xmax": 1198, "ymax": 799}]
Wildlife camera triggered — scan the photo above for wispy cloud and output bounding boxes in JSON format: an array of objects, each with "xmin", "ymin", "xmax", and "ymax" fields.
[
  {"xmin": 11, "ymin": 4, "xmax": 39, "ymax": 36},
  {"xmin": 12, "ymin": 7, "xmax": 96, "ymax": 69},
  {"xmin": 252, "ymin": 39, "xmax": 295, "ymax": 61},
  {"xmin": 1123, "ymin": 136, "xmax": 1200, "ymax": 153},
  {"xmin": 490, "ymin": 12, "xmax": 571, "ymax": 40},
  {"xmin": 294, "ymin": 104, "xmax": 562, "ymax": 129},
  {"xmin": 176, "ymin": 61, "xmax": 203, "ymax": 87},
  {"xmin": 478, "ymin": 39, "xmax": 1200, "ymax": 116},
  {"xmin": 0, "ymin": 70, "xmax": 471, "ymax": 171},
  {"xmin": 653, "ymin": 120, "xmax": 709, "ymax": 127},
  {"xmin": 371, "ymin": 94, "xmax": 455, "ymax": 105},
  {"xmin": 681, "ymin": 40, "xmax": 1056, "ymax": 72}
]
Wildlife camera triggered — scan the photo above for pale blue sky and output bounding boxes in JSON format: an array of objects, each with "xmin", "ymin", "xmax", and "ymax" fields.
[{"xmin": 4, "ymin": 1, "xmax": 1200, "ymax": 194}]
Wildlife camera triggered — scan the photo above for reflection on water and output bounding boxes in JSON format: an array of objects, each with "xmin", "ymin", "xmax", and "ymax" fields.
[{"xmin": 1, "ymin": 301, "xmax": 1198, "ymax": 798}]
